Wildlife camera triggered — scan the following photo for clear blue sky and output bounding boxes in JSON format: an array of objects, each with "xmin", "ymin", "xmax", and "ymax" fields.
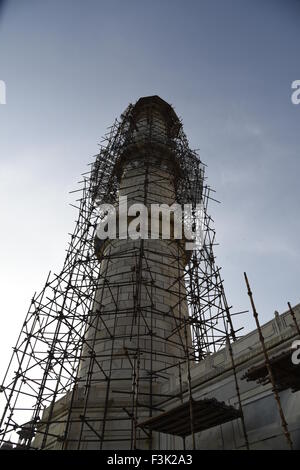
[{"xmin": 0, "ymin": 0, "xmax": 299, "ymax": 367}]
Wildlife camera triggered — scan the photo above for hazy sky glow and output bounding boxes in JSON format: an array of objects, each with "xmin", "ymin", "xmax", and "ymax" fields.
[{"xmin": 0, "ymin": 0, "xmax": 299, "ymax": 372}]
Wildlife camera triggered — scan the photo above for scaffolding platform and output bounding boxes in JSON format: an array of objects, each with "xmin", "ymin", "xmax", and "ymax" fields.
[
  {"xmin": 138, "ymin": 398, "xmax": 241, "ymax": 437},
  {"xmin": 242, "ymin": 349, "xmax": 300, "ymax": 393}
]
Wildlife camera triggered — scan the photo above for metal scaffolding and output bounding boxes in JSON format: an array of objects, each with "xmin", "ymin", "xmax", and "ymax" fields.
[{"xmin": 0, "ymin": 96, "xmax": 249, "ymax": 450}]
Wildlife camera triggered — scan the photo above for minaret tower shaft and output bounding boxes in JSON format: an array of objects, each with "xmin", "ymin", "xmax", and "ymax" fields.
[{"xmin": 71, "ymin": 97, "xmax": 192, "ymax": 449}]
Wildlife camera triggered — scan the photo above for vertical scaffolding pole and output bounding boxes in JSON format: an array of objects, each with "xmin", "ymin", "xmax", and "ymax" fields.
[
  {"xmin": 244, "ymin": 272, "xmax": 293, "ymax": 450},
  {"xmin": 287, "ymin": 302, "xmax": 300, "ymax": 336}
]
